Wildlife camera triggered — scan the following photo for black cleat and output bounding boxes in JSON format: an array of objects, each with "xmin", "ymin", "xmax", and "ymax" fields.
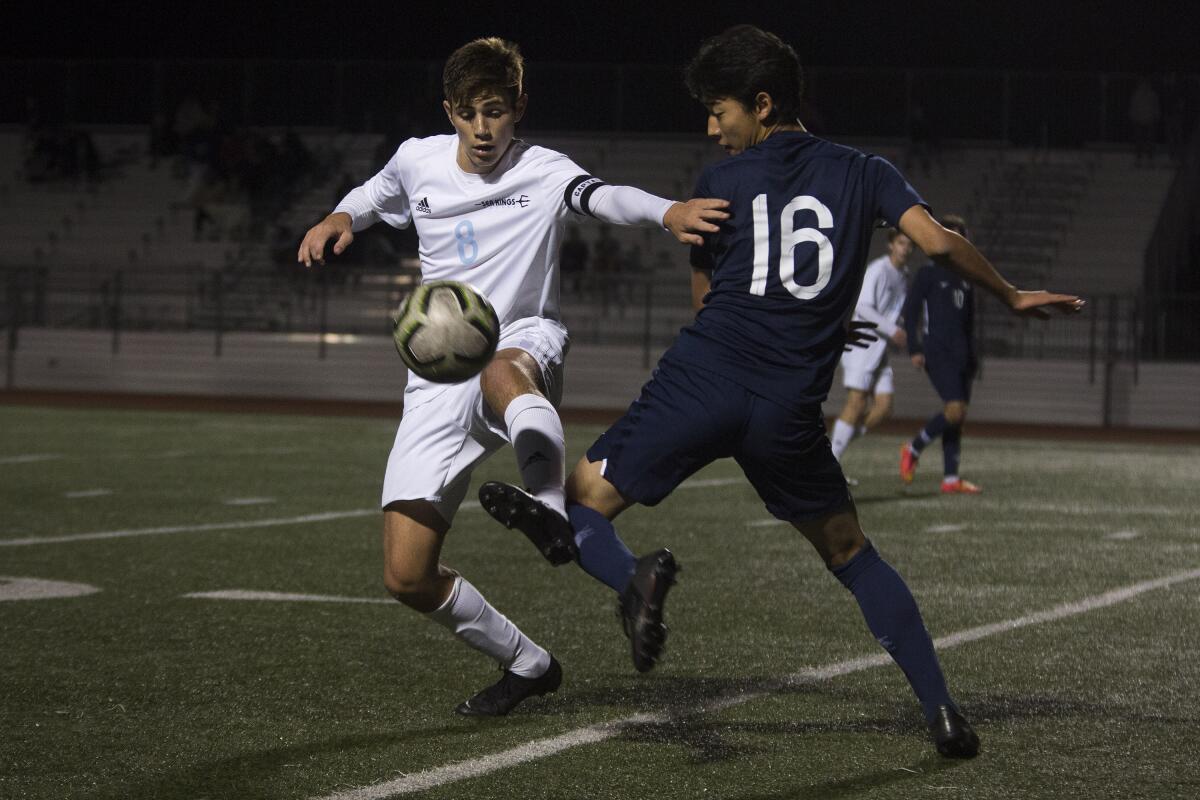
[
  {"xmin": 618, "ymin": 549, "xmax": 679, "ymax": 673},
  {"xmin": 929, "ymin": 704, "xmax": 980, "ymax": 758},
  {"xmin": 455, "ymin": 655, "xmax": 563, "ymax": 717},
  {"xmin": 478, "ymin": 481, "xmax": 578, "ymax": 566}
]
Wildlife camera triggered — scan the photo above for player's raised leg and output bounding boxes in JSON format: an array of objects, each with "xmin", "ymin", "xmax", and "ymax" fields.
[
  {"xmin": 792, "ymin": 504, "xmax": 979, "ymax": 757},
  {"xmin": 383, "ymin": 502, "xmax": 561, "ymax": 716},
  {"xmin": 479, "ymin": 345, "xmax": 578, "ymax": 564}
]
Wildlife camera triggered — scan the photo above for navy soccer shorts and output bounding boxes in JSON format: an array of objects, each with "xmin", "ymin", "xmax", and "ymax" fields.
[
  {"xmin": 586, "ymin": 357, "xmax": 852, "ymax": 523},
  {"xmin": 925, "ymin": 354, "xmax": 977, "ymax": 403}
]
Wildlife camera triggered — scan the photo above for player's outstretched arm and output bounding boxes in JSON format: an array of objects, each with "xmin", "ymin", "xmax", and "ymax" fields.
[
  {"xmin": 898, "ymin": 205, "xmax": 1085, "ymax": 318},
  {"xmin": 297, "ymin": 212, "xmax": 354, "ymax": 268}
]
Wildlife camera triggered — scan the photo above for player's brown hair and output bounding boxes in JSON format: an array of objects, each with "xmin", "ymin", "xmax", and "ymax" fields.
[
  {"xmin": 940, "ymin": 214, "xmax": 969, "ymax": 237},
  {"xmin": 886, "ymin": 227, "xmax": 906, "ymax": 243},
  {"xmin": 443, "ymin": 38, "xmax": 524, "ymax": 108}
]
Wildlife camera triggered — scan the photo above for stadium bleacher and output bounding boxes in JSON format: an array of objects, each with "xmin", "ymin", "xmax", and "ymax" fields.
[{"xmin": 0, "ymin": 125, "xmax": 1184, "ymax": 387}]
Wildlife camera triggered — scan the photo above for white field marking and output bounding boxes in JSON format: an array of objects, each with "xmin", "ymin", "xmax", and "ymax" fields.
[
  {"xmin": 0, "ymin": 472, "xmax": 736, "ymax": 548},
  {"xmin": 925, "ymin": 523, "xmax": 967, "ymax": 533},
  {"xmin": 142, "ymin": 446, "xmax": 307, "ymax": 460},
  {"xmin": 185, "ymin": 590, "xmax": 393, "ymax": 604},
  {"xmin": 1105, "ymin": 530, "xmax": 1141, "ymax": 541},
  {"xmin": 223, "ymin": 497, "xmax": 277, "ymax": 507},
  {"xmin": 308, "ymin": 566, "xmax": 1200, "ymax": 800},
  {"xmin": 747, "ymin": 519, "xmax": 787, "ymax": 528},
  {"xmin": 897, "ymin": 497, "xmax": 1199, "ymax": 518},
  {"xmin": 0, "ymin": 453, "xmax": 63, "ymax": 465},
  {"xmin": 0, "ymin": 508, "xmax": 380, "ymax": 547},
  {"xmin": 682, "ymin": 477, "xmax": 743, "ymax": 489},
  {"xmin": 0, "ymin": 576, "xmax": 101, "ymax": 601},
  {"xmin": 64, "ymin": 489, "xmax": 112, "ymax": 499}
]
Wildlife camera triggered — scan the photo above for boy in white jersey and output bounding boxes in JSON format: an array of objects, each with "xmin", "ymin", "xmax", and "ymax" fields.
[
  {"xmin": 297, "ymin": 38, "xmax": 727, "ymax": 717},
  {"xmin": 830, "ymin": 229, "xmax": 913, "ymax": 468}
]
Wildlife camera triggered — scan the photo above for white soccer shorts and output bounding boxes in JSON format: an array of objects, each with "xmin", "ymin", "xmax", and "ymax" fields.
[
  {"xmin": 381, "ymin": 316, "xmax": 568, "ymax": 524},
  {"xmin": 841, "ymin": 346, "xmax": 894, "ymax": 394}
]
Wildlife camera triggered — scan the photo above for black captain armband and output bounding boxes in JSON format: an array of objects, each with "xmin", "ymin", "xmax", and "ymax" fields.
[{"xmin": 564, "ymin": 175, "xmax": 608, "ymax": 217}]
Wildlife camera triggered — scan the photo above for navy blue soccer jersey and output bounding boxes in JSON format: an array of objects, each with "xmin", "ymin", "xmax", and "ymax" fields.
[
  {"xmin": 902, "ymin": 262, "xmax": 976, "ymax": 363},
  {"xmin": 675, "ymin": 131, "xmax": 925, "ymax": 409}
]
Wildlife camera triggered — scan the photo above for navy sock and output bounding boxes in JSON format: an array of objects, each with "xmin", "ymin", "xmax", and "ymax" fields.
[
  {"xmin": 568, "ymin": 503, "xmax": 637, "ymax": 593},
  {"xmin": 911, "ymin": 412, "xmax": 948, "ymax": 455},
  {"xmin": 832, "ymin": 540, "xmax": 953, "ymax": 723},
  {"xmin": 942, "ymin": 425, "xmax": 962, "ymax": 477}
]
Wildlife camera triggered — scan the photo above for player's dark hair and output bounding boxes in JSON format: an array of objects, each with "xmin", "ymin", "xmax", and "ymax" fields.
[
  {"xmin": 684, "ymin": 25, "xmax": 804, "ymax": 124},
  {"xmin": 443, "ymin": 37, "xmax": 524, "ymax": 108},
  {"xmin": 940, "ymin": 214, "xmax": 969, "ymax": 237}
]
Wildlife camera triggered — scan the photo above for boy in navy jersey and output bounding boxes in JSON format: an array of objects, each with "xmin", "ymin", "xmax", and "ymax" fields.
[
  {"xmin": 900, "ymin": 214, "xmax": 982, "ymax": 493},
  {"xmin": 488, "ymin": 25, "xmax": 1082, "ymax": 756}
]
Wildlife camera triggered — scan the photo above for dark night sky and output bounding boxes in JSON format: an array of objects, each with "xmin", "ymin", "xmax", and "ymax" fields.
[{"xmin": 11, "ymin": 1, "xmax": 1200, "ymax": 73}]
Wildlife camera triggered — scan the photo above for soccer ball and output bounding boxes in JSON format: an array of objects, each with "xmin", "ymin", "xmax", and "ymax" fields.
[{"xmin": 392, "ymin": 280, "xmax": 500, "ymax": 383}]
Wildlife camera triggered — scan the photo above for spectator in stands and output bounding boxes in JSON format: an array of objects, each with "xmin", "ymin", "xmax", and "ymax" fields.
[
  {"xmin": 148, "ymin": 111, "xmax": 177, "ymax": 169},
  {"xmin": 1129, "ymin": 77, "xmax": 1161, "ymax": 166},
  {"xmin": 906, "ymin": 102, "xmax": 941, "ymax": 176},
  {"xmin": 173, "ymin": 94, "xmax": 216, "ymax": 165},
  {"xmin": 593, "ymin": 226, "xmax": 619, "ymax": 311},
  {"xmin": 560, "ymin": 225, "xmax": 589, "ymax": 296},
  {"xmin": 1161, "ymin": 74, "xmax": 1191, "ymax": 164}
]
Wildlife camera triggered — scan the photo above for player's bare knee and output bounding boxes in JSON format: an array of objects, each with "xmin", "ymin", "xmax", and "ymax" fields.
[
  {"xmin": 794, "ymin": 507, "xmax": 865, "ymax": 568},
  {"xmin": 944, "ymin": 402, "xmax": 967, "ymax": 426},
  {"xmin": 481, "ymin": 349, "xmax": 544, "ymax": 411},
  {"xmin": 824, "ymin": 528, "xmax": 866, "ymax": 569},
  {"xmin": 383, "ymin": 566, "xmax": 445, "ymax": 611},
  {"xmin": 566, "ymin": 457, "xmax": 628, "ymax": 518}
]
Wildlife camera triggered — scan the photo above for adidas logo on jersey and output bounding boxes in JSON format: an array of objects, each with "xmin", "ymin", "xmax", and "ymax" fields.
[{"xmin": 415, "ymin": 197, "xmax": 431, "ymax": 214}]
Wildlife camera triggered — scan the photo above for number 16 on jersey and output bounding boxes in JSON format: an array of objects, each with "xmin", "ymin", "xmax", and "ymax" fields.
[{"xmin": 750, "ymin": 194, "xmax": 834, "ymax": 300}]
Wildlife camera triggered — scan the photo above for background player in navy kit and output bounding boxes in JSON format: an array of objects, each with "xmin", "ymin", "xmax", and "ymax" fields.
[
  {"xmin": 490, "ymin": 25, "xmax": 1082, "ymax": 756},
  {"xmin": 899, "ymin": 214, "xmax": 981, "ymax": 493}
]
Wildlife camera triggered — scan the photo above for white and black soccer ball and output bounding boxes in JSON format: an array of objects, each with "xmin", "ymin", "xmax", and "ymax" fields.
[{"xmin": 392, "ymin": 280, "xmax": 500, "ymax": 383}]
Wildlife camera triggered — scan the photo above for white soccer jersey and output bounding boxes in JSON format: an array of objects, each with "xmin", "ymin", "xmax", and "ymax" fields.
[
  {"xmin": 842, "ymin": 254, "xmax": 909, "ymax": 373},
  {"xmin": 337, "ymin": 134, "xmax": 623, "ymax": 330}
]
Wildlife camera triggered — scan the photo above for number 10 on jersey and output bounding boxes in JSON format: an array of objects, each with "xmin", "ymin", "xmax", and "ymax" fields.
[{"xmin": 750, "ymin": 194, "xmax": 834, "ymax": 300}]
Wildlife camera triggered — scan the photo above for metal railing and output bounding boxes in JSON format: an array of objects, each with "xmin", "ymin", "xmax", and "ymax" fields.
[{"xmin": 4, "ymin": 264, "xmax": 1196, "ymax": 364}]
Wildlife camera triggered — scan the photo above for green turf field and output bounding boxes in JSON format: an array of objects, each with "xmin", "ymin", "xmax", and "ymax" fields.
[{"xmin": 2, "ymin": 404, "xmax": 1199, "ymax": 799}]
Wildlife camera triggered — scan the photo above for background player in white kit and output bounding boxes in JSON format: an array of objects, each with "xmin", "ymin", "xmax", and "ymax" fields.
[
  {"xmin": 830, "ymin": 228, "xmax": 913, "ymax": 471},
  {"xmin": 296, "ymin": 38, "xmax": 728, "ymax": 716}
]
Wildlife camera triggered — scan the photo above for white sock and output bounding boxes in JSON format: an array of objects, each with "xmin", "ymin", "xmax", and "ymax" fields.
[
  {"xmin": 504, "ymin": 393, "xmax": 566, "ymax": 518},
  {"xmin": 831, "ymin": 418, "xmax": 856, "ymax": 461},
  {"xmin": 427, "ymin": 576, "xmax": 551, "ymax": 677},
  {"xmin": 942, "ymin": 474, "xmax": 959, "ymax": 484}
]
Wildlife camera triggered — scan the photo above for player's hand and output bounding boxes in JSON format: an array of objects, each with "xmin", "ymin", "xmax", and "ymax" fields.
[
  {"xmin": 663, "ymin": 198, "xmax": 731, "ymax": 246},
  {"xmin": 1007, "ymin": 289, "xmax": 1086, "ymax": 319},
  {"xmin": 298, "ymin": 212, "xmax": 354, "ymax": 268},
  {"xmin": 891, "ymin": 328, "xmax": 908, "ymax": 349},
  {"xmin": 911, "ymin": 353, "xmax": 925, "ymax": 369},
  {"xmin": 844, "ymin": 320, "xmax": 878, "ymax": 351}
]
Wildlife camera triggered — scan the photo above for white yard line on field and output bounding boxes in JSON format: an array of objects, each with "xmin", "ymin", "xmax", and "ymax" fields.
[
  {"xmin": 0, "ymin": 476, "xmax": 744, "ymax": 548},
  {"xmin": 0, "ymin": 453, "xmax": 63, "ymax": 465},
  {"xmin": 896, "ymin": 497, "xmax": 1199, "ymax": 518},
  {"xmin": 309, "ymin": 566, "xmax": 1200, "ymax": 800},
  {"xmin": 0, "ymin": 508, "xmax": 381, "ymax": 547},
  {"xmin": 185, "ymin": 590, "xmax": 393, "ymax": 604},
  {"xmin": 64, "ymin": 489, "xmax": 113, "ymax": 499}
]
